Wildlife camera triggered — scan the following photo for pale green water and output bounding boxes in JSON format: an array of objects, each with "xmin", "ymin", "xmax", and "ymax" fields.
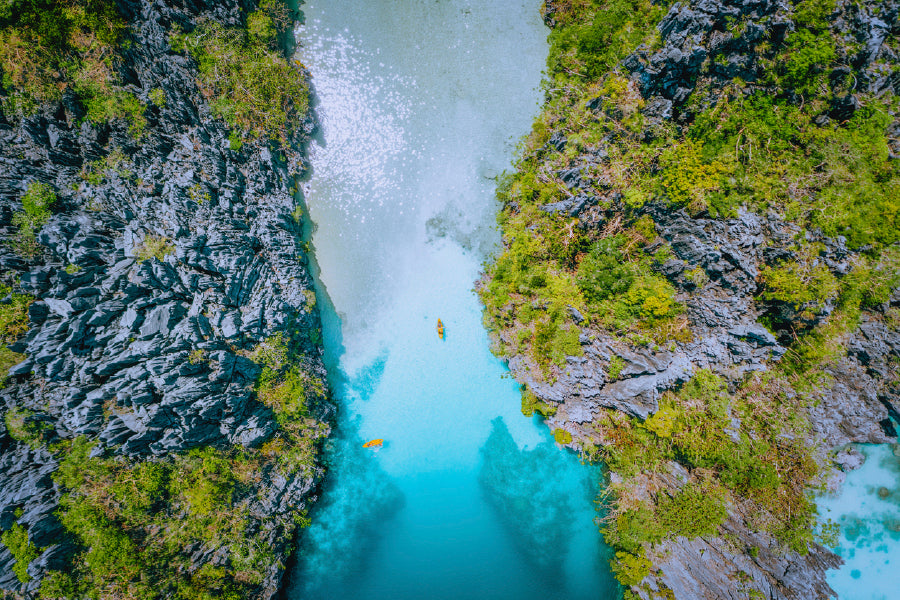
[{"xmin": 287, "ymin": 1, "xmax": 618, "ymax": 598}]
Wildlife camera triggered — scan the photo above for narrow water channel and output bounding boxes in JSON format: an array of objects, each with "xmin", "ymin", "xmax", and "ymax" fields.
[{"xmin": 287, "ymin": 1, "xmax": 617, "ymax": 598}]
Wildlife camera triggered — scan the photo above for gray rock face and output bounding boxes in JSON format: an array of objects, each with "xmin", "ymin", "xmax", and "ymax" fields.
[
  {"xmin": 521, "ymin": 0, "xmax": 900, "ymax": 598},
  {"xmin": 0, "ymin": 0, "xmax": 331, "ymax": 597}
]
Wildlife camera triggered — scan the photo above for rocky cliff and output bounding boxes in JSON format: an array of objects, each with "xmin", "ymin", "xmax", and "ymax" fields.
[
  {"xmin": 0, "ymin": 0, "xmax": 330, "ymax": 597},
  {"xmin": 481, "ymin": 0, "xmax": 900, "ymax": 598}
]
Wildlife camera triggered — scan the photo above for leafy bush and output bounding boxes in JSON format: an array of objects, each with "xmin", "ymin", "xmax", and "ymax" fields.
[
  {"xmin": 134, "ymin": 234, "xmax": 174, "ymax": 263},
  {"xmin": 611, "ymin": 550, "xmax": 651, "ymax": 586},
  {"xmin": 48, "ymin": 436, "xmax": 305, "ymax": 599},
  {"xmin": 171, "ymin": 448, "xmax": 235, "ymax": 517},
  {"xmin": 570, "ymin": 0, "xmax": 670, "ymax": 80},
  {"xmin": 553, "ymin": 428, "xmax": 573, "ymax": 445},
  {"xmin": 4, "ymin": 407, "xmax": 52, "ymax": 449},
  {"xmin": 11, "ymin": 182, "xmax": 55, "ymax": 258},
  {"xmin": 577, "ymin": 235, "xmax": 634, "ymax": 302},
  {"xmin": 656, "ymin": 482, "xmax": 728, "ymax": 538},
  {"xmin": 659, "ymin": 140, "xmax": 725, "ymax": 212},
  {"xmin": 0, "ymin": 283, "xmax": 34, "ymax": 343},
  {"xmin": 172, "ymin": 4, "xmax": 308, "ymax": 145},
  {"xmin": 760, "ymin": 259, "xmax": 839, "ymax": 309},
  {"xmin": 1, "ymin": 522, "xmax": 40, "ymax": 583},
  {"xmin": 0, "ymin": 0, "xmax": 144, "ymax": 129}
]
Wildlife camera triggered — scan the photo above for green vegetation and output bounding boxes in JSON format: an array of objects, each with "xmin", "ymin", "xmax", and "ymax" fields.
[
  {"xmin": 46, "ymin": 438, "xmax": 264, "ymax": 599},
  {"xmin": 0, "ymin": 283, "xmax": 34, "ymax": 344},
  {"xmin": 0, "ymin": 280, "xmax": 31, "ymax": 387},
  {"xmin": 1, "ymin": 521, "xmax": 40, "ymax": 583},
  {"xmin": 188, "ymin": 349, "xmax": 205, "ymax": 365},
  {"xmin": 552, "ymin": 428, "xmax": 573, "ymax": 445},
  {"xmin": 171, "ymin": 0, "xmax": 308, "ymax": 145},
  {"xmin": 595, "ymin": 369, "xmax": 819, "ymax": 572},
  {"xmin": 42, "ymin": 329, "xmax": 330, "ymax": 598},
  {"xmin": 11, "ymin": 182, "xmax": 56, "ymax": 258},
  {"xmin": 5, "ymin": 407, "xmax": 52, "ymax": 449},
  {"xmin": 0, "ymin": 0, "xmax": 145, "ymax": 130},
  {"xmin": 148, "ymin": 87, "xmax": 166, "ymax": 107},
  {"xmin": 228, "ymin": 131, "xmax": 244, "ymax": 151},
  {"xmin": 611, "ymin": 549, "xmax": 652, "ymax": 586},
  {"xmin": 482, "ymin": 0, "xmax": 900, "ymax": 588},
  {"xmin": 134, "ymin": 234, "xmax": 174, "ymax": 263},
  {"xmin": 250, "ymin": 333, "xmax": 329, "ymax": 474},
  {"xmin": 520, "ymin": 386, "xmax": 557, "ymax": 418},
  {"xmin": 607, "ymin": 355, "xmax": 625, "ymax": 380},
  {"xmin": 80, "ymin": 148, "xmax": 133, "ymax": 185}
]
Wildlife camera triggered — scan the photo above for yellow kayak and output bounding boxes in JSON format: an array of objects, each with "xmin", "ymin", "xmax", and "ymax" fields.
[
  {"xmin": 363, "ymin": 439, "xmax": 383, "ymax": 448},
  {"xmin": 437, "ymin": 319, "xmax": 444, "ymax": 340}
]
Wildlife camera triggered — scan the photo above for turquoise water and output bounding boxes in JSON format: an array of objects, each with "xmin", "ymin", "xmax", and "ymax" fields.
[
  {"xmin": 819, "ymin": 444, "xmax": 900, "ymax": 599},
  {"xmin": 287, "ymin": 1, "xmax": 617, "ymax": 598}
]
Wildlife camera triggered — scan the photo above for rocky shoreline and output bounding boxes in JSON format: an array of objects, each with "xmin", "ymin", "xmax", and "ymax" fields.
[
  {"xmin": 0, "ymin": 0, "xmax": 331, "ymax": 597},
  {"xmin": 481, "ymin": 0, "xmax": 900, "ymax": 598}
]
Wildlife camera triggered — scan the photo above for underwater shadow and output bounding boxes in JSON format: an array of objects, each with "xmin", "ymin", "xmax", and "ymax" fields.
[
  {"xmin": 287, "ymin": 416, "xmax": 405, "ymax": 599},
  {"xmin": 478, "ymin": 417, "xmax": 587, "ymax": 580}
]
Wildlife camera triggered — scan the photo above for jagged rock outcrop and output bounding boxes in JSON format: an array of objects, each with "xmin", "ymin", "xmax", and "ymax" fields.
[
  {"xmin": 0, "ymin": 0, "xmax": 330, "ymax": 597},
  {"xmin": 493, "ymin": 0, "xmax": 900, "ymax": 598}
]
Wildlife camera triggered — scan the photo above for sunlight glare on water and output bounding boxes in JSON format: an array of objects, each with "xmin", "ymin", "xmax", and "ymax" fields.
[{"xmin": 288, "ymin": 1, "xmax": 618, "ymax": 598}]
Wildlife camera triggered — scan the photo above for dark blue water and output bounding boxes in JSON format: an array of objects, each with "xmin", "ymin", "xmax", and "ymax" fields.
[{"xmin": 287, "ymin": 2, "xmax": 618, "ymax": 598}]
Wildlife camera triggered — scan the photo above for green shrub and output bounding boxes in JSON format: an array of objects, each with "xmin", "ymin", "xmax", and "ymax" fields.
[
  {"xmin": 657, "ymin": 482, "xmax": 728, "ymax": 538},
  {"xmin": 1, "ymin": 522, "xmax": 40, "ymax": 583},
  {"xmin": 173, "ymin": 7, "xmax": 308, "ymax": 145},
  {"xmin": 80, "ymin": 148, "xmax": 133, "ymax": 185},
  {"xmin": 228, "ymin": 131, "xmax": 243, "ymax": 151},
  {"xmin": 134, "ymin": 234, "xmax": 174, "ymax": 262},
  {"xmin": 520, "ymin": 387, "xmax": 556, "ymax": 418},
  {"xmin": 252, "ymin": 334, "xmax": 326, "ymax": 425},
  {"xmin": 659, "ymin": 140, "xmax": 725, "ymax": 211},
  {"xmin": 611, "ymin": 550, "xmax": 652, "ymax": 586},
  {"xmin": 172, "ymin": 448, "xmax": 235, "ymax": 517},
  {"xmin": 4, "ymin": 407, "xmax": 51, "ymax": 449},
  {"xmin": 49, "ymin": 436, "xmax": 306, "ymax": 598},
  {"xmin": 0, "ymin": 0, "xmax": 144, "ymax": 130},
  {"xmin": 148, "ymin": 87, "xmax": 166, "ymax": 107},
  {"xmin": 577, "ymin": 235, "xmax": 634, "ymax": 302},
  {"xmin": 760, "ymin": 260, "xmax": 839, "ymax": 309},
  {"xmin": 0, "ymin": 283, "xmax": 34, "ymax": 343},
  {"xmin": 571, "ymin": 0, "xmax": 670, "ymax": 80},
  {"xmin": 11, "ymin": 182, "xmax": 55, "ymax": 258},
  {"xmin": 532, "ymin": 319, "xmax": 582, "ymax": 369},
  {"xmin": 553, "ymin": 428, "xmax": 573, "ymax": 445},
  {"xmin": 607, "ymin": 355, "xmax": 625, "ymax": 380}
]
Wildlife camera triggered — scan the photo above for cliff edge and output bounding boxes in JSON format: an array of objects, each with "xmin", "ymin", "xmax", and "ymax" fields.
[
  {"xmin": 0, "ymin": 0, "xmax": 330, "ymax": 597},
  {"xmin": 480, "ymin": 0, "xmax": 900, "ymax": 597}
]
